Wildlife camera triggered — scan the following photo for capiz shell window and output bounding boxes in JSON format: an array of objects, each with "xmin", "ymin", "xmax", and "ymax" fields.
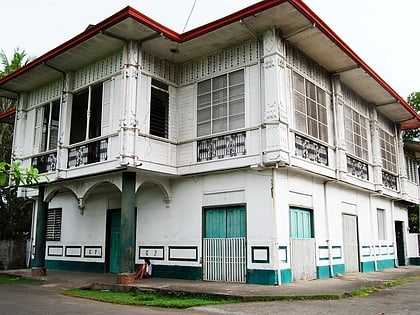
[
  {"xmin": 197, "ymin": 70, "xmax": 245, "ymax": 136},
  {"xmin": 293, "ymin": 72, "xmax": 328, "ymax": 142}
]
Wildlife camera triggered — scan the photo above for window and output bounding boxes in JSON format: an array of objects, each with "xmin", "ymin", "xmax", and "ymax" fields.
[
  {"xmin": 377, "ymin": 208, "xmax": 386, "ymax": 240},
  {"xmin": 379, "ymin": 129, "xmax": 397, "ymax": 173},
  {"xmin": 405, "ymin": 154, "xmax": 418, "ymax": 184},
  {"xmin": 293, "ymin": 72, "xmax": 328, "ymax": 142},
  {"xmin": 70, "ymin": 84, "xmax": 103, "ymax": 144},
  {"xmin": 34, "ymin": 100, "xmax": 60, "ymax": 152},
  {"xmin": 150, "ymin": 79, "xmax": 169, "ymax": 138},
  {"xmin": 344, "ymin": 106, "xmax": 368, "ymax": 160},
  {"xmin": 46, "ymin": 208, "xmax": 62, "ymax": 241},
  {"xmin": 197, "ymin": 69, "xmax": 245, "ymax": 137}
]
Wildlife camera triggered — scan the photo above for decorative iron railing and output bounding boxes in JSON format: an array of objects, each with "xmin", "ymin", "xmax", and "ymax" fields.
[
  {"xmin": 31, "ymin": 151, "xmax": 57, "ymax": 173},
  {"xmin": 382, "ymin": 170, "xmax": 398, "ymax": 190},
  {"xmin": 346, "ymin": 155, "xmax": 369, "ymax": 180},
  {"xmin": 295, "ymin": 134, "xmax": 328, "ymax": 166},
  {"xmin": 197, "ymin": 132, "xmax": 246, "ymax": 162},
  {"xmin": 68, "ymin": 138, "xmax": 108, "ymax": 168}
]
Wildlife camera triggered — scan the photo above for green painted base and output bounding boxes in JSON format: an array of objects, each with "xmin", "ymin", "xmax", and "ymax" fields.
[
  {"xmin": 41, "ymin": 259, "xmax": 106, "ymax": 273},
  {"xmin": 361, "ymin": 259, "xmax": 396, "ymax": 272},
  {"xmin": 408, "ymin": 257, "xmax": 420, "ymax": 265},
  {"xmin": 280, "ymin": 269, "xmax": 292, "ymax": 284},
  {"xmin": 317, "ymin": 264, "xmax": 345, "ymax": 278},
  {"xmin": 247, "ymin": 269, "xmax": 278, "ymax": 285},
  {"xmin": 377, "ymin": 259, "xmax": 395, "ymax": 270},
  {"xmin": 361, "ymin": 261, "xmax": 375, "ymax": 272},
  {"xmin": 152, "ymin": 264, "xmax": 202, "ymax": 280}
]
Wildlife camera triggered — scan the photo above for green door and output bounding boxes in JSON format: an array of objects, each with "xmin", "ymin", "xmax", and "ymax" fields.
[
  {"xmin": 109, "ymin": 211, "xmax": 121, "ymax": 273},
  {"xmin": 205, "ymin": 207, "xmax": 245, "ymax": 238},
  {"xmin": 203, "ymin": 206, "xmax": 246, "ymax": 282}
]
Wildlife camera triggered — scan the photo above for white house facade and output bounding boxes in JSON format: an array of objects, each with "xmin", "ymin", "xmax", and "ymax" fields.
[{"xmin": 1, "ymin": 0, "xmax": 419, "ymax": 285}]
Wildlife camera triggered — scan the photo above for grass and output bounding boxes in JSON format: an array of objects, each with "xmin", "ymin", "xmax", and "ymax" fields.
[
  {"xmin": 63, "ymin": 288, "xmax": 345, "ymax": 308},
  {"xmin": 349, "ymin": 276, "xmax": 419, "ymax": 297},
  {"xmin": 0, "ymin": 274, "xmax": 41, "ymax": 285},
  {"xmin": 63, "ymin": 289, "xmax": 242, "ymax": 308},
  {"xmin": 64, "ymin": 276, "xmax": 420, "ymax": 308}
]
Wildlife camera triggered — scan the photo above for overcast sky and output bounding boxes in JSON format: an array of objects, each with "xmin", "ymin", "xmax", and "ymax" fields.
[{"xmin": 1, "ymin": 0, "xmax": 418, "ymax": 98}]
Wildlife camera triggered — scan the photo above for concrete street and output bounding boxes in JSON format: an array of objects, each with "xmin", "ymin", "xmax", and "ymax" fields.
[{"xmin": 0, "ymin": 267, "xmax": 419, "ymax": 315}]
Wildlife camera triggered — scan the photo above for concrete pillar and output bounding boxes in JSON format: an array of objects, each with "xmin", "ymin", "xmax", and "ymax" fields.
[
  {"xmin": 117, "ymin": 172, "xmax": 136, "ymax": 284},
  {"xmin": 32, "ymin": 186, "xmax": 47, "ymax": 276}
]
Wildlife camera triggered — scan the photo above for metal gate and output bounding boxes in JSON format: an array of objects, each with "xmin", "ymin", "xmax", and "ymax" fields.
[
  {"xmin": 203, "ymin": 237, "xmax": 246, "ymax": 283},
  {"xmin": 342, "ymin": 214, "xmax": 359, "ymax": 273}
]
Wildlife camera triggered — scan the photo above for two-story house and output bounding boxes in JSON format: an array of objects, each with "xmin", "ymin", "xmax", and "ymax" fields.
[{"xmin": 0, "ymin": 0, "xmax": 419, "ymax": 285}]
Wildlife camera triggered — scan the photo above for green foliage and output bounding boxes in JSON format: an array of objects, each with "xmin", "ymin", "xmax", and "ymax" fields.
[
  {"xmin": 349, "ymin": 277, "xmax": 418, "ymax": 297},
  {"xmin": 0, "ymin": 48, "xmax": 33, "ymax": 78},
  {"xmin": 0, "ymin": 274, "xmax": 41, "ymax": 285},
  {"xmin": 408, "ymin": 205, "xmax": 419, "ymax": 233},
  {"xmin": 0, "ymin": 161, "xmax": 39, "ymax": 187},
  {"xmin": 403, "ymin": 91, "xmax": 420, "ymax": 140},
  {"xmin": 0, "ymin": 161, "xmax": 41, "ymax": 240},
  {"xmin": 64, "ymin": 289, "xmax": 242, "ymax": 308}
]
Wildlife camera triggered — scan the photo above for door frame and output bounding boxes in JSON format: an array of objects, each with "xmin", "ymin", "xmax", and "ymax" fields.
[
  {"xmin": 105, "ymin": 208, "xmax": 121, "ymax": 273},
  {"xmin": 395, "ymin": 220, "xmax": 406, "ymax": 266}
]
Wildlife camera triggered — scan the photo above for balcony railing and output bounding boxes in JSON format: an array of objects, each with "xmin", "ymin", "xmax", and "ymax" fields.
[
  {"xmin": 68, "ymin": 138, "xmax": 108, "ymax": 168},
  {"xmin": 382, "ymin": 170, "xmax": 398, "ymax": 190},
  {"xmin": 31, "ymin": 151, "xmax": 57, "ymax": 173},
  {"xmin": 295, "ymin": 134, "xmax": 328, "ymax": 166},
  {"xmin": 347, "ymin": 155, "xmax": 369, "ymax": 180},
  {"xmin": 197, "ymin": 132, "xmax": 246, "ymax": 162}
]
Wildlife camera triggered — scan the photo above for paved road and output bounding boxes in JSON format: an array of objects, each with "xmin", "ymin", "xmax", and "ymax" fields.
[
  {"xmin": 1, "ymin": 279, "xmax": 419, "ymax": 315},
  {"xmin": 196, "ymin": 279, "xmax": 420, "ymax": 315}
]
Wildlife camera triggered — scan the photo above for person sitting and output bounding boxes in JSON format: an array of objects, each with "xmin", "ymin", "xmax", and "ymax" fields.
[{"xmin": 134, "ymin": 258, "xmax": 152, "ymax": 279}]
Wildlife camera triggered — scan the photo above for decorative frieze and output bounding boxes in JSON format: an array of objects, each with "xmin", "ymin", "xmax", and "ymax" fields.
[
  {"xmin": 286, "ymin": 43, "xmax": 330, "ymax": 91},
  {"xmin": 32, "ymin": 152, "xmax": 57, "ymax": 173},
  {"xmin": 295, "ymin": 134, "xmax": 328, "ymax": 165},
  {"xmin": 73, "ymin": 52, "xmax": 123, "ymax": 90},
  {"xmin": 197, "ymin": 132, "xmax": 246, "ymax": 162},
  {"xmin": 67, "ymin": 139, "xmax": 108, "ymax": 168},
  {"xmin": 346, "ymin": 155, "xmax": 369, "ymax": 180},
  {"xmin": 28, "ymin": 80, "xmax": 62, "ymax": 108},
  {"xmin": 382, "ymin": 170, "xmax": 398, "ymax": 190},
  {"xmin": 179, "ymin": 40, "xmax": 259, "ymax": 85},
  {"xmin": 141, "ymin": 50, "xmax": 177, "ymax": 84}
]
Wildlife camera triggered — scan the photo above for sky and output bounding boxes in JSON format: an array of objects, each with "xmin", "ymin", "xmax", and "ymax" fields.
[{"xmin": 1, "ymin": 0, "xmax": 418, "ymax": 99}]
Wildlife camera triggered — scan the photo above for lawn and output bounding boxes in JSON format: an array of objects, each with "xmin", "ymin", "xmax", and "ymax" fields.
[{"xmin": 0, "ymin": 274, "xmax": 41, "ymax": 285}]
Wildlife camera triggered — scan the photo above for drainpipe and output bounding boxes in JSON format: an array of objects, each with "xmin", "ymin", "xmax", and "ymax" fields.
[
  {"xmin": 324, "ymin": 180, "xmax": 335, "ymax": 277},
  {"xmin": 272, "ymin": 167, "xmax": 282, "ymax": 285},
  {"xmin": 369, "ymin": 193, "xmax": 378, "ymax": 271}
]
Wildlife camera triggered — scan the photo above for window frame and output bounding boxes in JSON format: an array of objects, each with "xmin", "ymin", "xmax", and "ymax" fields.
[
  {"xmin": 344, "ymin": 105, "xmax": 369, "ymax": 161},
  {"xmin": 149, "ymin": 79, "xmax": 169, "ymax": 139},
  {"xmin": 197, "ymin": 69, "xmax": 245, "ymax": 137},
  {"xmin": 292, "ymin": 72, "xmax": 328, "ymax": 143},
  {"xmin": 70, "ymin": 83, "xmax": 104, "ymax": 145},
  {"xmin": 376, "ymin": 208, "xmax": 386, "ymax": 240},
  {"xmin": 379, "ymin": 129, "xmax": 397, "ymax": 174},
  {"xmin": 46, "ymin": 208, "xmax": 62, "ymax": 242}
]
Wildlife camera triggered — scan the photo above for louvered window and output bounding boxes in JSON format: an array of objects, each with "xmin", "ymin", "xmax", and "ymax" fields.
[
  {"xmin": 46, "ymin": 208, "xmax": 62, "ymax": 241},
  {"xmin": 150, "ymin": 79, "xmax": 169, "ymax": 138}
]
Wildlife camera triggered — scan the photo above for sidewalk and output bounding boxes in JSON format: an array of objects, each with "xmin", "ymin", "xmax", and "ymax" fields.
[{"xmin": 2, "ymin": 266, "xmax": 420, "ymax": 299}]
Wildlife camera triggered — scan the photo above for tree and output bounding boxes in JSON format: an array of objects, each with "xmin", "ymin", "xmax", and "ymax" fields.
[
  {"xmin": 0, "ymin": 48, "xmax": 34, "ymax": 163},
  {"xmin": 403, "ymin": 91, "xmax": 420, "ymax": 233},
  {"xmin": 0, "ymin": 162, "xmax": 40, "ymax": 240},
  {"xmin": 403, "ymin": 91, "xmax": 420, "ymax": 140}
]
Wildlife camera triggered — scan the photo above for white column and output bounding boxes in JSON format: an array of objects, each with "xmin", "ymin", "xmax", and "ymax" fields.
[
  {"xmin": 120, "ymin": 41, "xmax": 140, "ymax": 166},
  {"xmin": 262, "ymin": 28, "xmax": 289, "ymax": 165}
]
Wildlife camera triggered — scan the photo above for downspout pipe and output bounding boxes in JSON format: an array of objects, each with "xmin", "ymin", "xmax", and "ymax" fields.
[{"xmin": 324, "ymin": 180, "xmax": 335, "ymax": 278}]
